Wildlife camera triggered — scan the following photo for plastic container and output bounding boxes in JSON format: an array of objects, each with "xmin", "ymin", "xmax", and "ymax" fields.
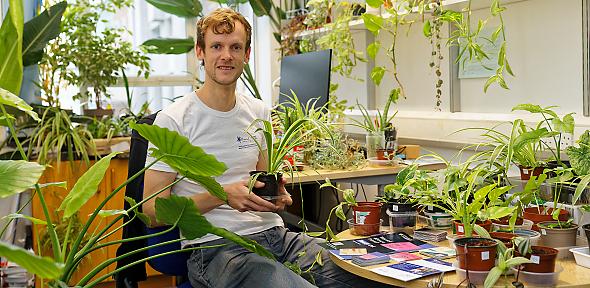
[
  {"xmin": 446, "ymin": 234, "xmax": 464, "ymax": 250},
  {"xmin": 492, "ymin": 219, "xmax": 534, "ymax": 231},
  {"xmin": 348, "ymin": 219, "xmax": 383, "ymax": 236},
  {"xmin": 511, "ymin": 264, "xmax": 563, "ymax": 286},
  {"xmin": 452, "ymin": 262, "xmax": 489, "ymax": 285},
  {"xmin": 386, "ymin": 209, "xmax": 418, "ymax": 232},
  {"xmin": 424, "ymin": 211, "xmax": 453, "ymax": 229},
  {"xmin": 570, "ymin": 247, "xmax": 590, "ymax": 268}
]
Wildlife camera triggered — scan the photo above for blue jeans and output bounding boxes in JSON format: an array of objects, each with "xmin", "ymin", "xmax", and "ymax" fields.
[{"xmin": 187, "ymin": 226, "xmax": 393, "ymax": 288}]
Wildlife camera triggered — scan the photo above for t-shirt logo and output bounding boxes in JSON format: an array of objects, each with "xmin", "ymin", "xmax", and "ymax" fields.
[{"xmin": 236, "ymin": 134, "xmax": 257, "ymax": 150}]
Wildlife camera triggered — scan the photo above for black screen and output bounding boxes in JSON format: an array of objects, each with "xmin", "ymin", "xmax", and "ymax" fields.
[{"xmin": 279, "ymin": 49, "xmax": 332, "ymax": 108}]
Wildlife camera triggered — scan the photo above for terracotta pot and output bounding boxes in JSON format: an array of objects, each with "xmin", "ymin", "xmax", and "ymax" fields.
[
  {"xmin": 376, "ymin": 148, "xmax": 396, "ymax": 160},
  {"xmin": 490, "ymin": 232, "xmax": 516, "ymax": 247},
  {"xmin": 492, "ymin": 216, "xmax": 524, "ymax": 226},
  {"xmin": 520, "ymin": 246, "xmax": 558, "ymax": 273},
  {"xmin": 537, "ymin": 221, "xmax": 578, "ymax": 248},
  {"xmin": 352, "ymin": 202, "xmax": 383, "ymax": 225},
  {"xmin": 453, "ymin": 220, "xmax": 492, "ymax": 236},
  {"xmin": 249, "ymin": 171, "xmax": 282, "ymax": 201},
  {"xmin": 523, "ymin": 207, "xmax": 569, "ymax": 231},
  {"xmin": 518, "ymin": 165, "xmax": 545, "ymax": 180},
  {"xmin": 454, "ymin": 237, "xmax": 498, "ymax": 271}
]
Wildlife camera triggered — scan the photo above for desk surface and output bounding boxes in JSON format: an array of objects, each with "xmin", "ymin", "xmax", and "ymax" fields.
[
  {"xmin": 331, "ymin": 229, "xmax": 590, "ymax": 288},
  {"xmin": 284, "ymin": 162, "xmax": 446, "ymax": 184}
]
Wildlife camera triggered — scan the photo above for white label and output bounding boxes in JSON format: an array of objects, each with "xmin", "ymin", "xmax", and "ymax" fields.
[
  {"xmin": 428, "ymin": 205, "xmax": 433, "ymax": 211},
  {"xmin": 458, "ymin": 225, "xmax": 464, "ymax": 233},
  {"xmin": 530, "ymin": 255, "xmax": 540, "ymax": 264},
  {"xmin": 481, "ymin": 251, "xmax": 490, "ymax": 260},
  {"xmin": 523, "ymin": 169, "xmax": 529, "ymax": 175},
  {"xmin": 391, "ymin": 205, "xmax": 398, "ymax": 211},
  {"xmin": 541, "ymin": 229, "xmax": 547, "ymax": 235}
]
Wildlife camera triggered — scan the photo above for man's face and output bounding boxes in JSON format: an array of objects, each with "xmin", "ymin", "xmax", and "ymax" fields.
[{"xmin": 196, "ymin": 21, "xmax": 251, "ymax": 86}]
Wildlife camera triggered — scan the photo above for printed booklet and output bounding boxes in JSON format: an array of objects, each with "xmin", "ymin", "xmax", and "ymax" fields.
[{"xmin": 371, "ymin": 258, "xmax": 455, "ymax": 281}]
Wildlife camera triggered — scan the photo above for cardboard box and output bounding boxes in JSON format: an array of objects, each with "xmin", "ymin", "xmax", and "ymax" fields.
[{"xmin": 399, "ymin": 145, "xmax": 420, "ymax": 159}]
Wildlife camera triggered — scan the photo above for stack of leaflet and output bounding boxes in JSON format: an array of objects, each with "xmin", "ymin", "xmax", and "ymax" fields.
[
  {"xmin": 1, "ymin": 260, "xmax": 31, "ymax": 288},
  {"xmin": 351, "ymin": 252, "xmax": 391, "ymax": 267},
  {"xmin": 413, "ymin": 228, "xmax": 447, "ymax": 242}
]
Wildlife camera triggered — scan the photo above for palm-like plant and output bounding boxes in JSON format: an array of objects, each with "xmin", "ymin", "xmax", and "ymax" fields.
[{"xmin": 350, "ymin": 88, "xmax": 399, "ymax": 133}]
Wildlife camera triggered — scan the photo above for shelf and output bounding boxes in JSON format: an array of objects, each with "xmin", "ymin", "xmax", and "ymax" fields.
[{"xmin": 282, "ymin": 0, "xmax": 530, "ymax": 40}]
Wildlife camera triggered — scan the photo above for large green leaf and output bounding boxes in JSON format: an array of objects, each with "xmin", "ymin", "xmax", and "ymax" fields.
[
  {"xmin": 131, "ymin": 123, "xmax": 227, "ymax": 177},
  {"xmin": 142, "ymin": 37, "xmax": 195, "ymax": 54},
  {"xmin": 362, "ymin": 14, "xmax": 383, "ymax": 36},
  {"xmin": 187, "ymin": 175, "xmax": 227, "ymax": 202},
  {"xmin": 0, "ymin": 241, "xmax": 63, "ymax": 279},
  {"xmin": 155, "ymin": 194, "xmax": 212, "ymax": 239},
  {"xmin": 0, "ymin": 0, "xmax": 24, "ymax": 94},
  {"xmin": 22, "ymin": 1, "xmax": 66, "ymax": 66},
  {"xmin": 0, "ymin": 87, "xmax": 40, "ymax": 121},
  {"xmin": 145, "ymin": 0, "xmax": 202, "ymax": 18},
  {"xmin": 58, "ymin": 152, "xmax": 120, "ymax": 218},
  {"xmin": 366, "ymin": 0, "xmax": 384, "ymax": 8},
  {"xmin": 0, "ymin": 160, "xmax": 44, "ymax": 198},
  {"xmin": 249, "ymin": 0, "xmax": 273, "ymax": 17}
]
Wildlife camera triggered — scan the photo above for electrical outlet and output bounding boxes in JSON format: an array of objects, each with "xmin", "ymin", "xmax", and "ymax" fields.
[{"xmin": 560, "ymin": 133, "xmax": 574, "ymax": 149}]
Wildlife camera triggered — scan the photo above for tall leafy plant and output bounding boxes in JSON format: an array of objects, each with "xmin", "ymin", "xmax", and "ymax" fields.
[{"xmin": 0, "ymin": 88, "xmax": 276, "ymax": 287}]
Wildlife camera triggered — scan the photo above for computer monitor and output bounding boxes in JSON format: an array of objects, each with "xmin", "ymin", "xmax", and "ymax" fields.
[{"xmin": 278, "ymin": 49, "xmax": 332, "ymax": 109}]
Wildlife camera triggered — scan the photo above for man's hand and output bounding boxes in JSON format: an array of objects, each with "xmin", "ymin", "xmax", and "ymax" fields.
[
  {"xmin": 274, "ymin": 177, "xmax": 293, "ymax": 212},
  {"xmin": 225, "ymin": 180, "xmax": 278, "ymax": 212}
]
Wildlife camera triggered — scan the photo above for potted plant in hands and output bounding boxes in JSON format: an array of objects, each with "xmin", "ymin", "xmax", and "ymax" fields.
[
  {"xmin": 247, "ymin": 118, "xmax": 315, "ymax": 202},
  {"xmin": 350, "ymin": 89, "xmax": 399, "ymax": 159}
]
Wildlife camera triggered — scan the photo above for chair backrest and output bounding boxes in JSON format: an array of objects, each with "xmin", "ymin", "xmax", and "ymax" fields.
[{"xmin": 115, "ymin": 113, "xmax": 191, "ymax": 287}]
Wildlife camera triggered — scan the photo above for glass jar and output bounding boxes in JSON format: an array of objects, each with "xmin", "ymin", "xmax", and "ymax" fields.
[{"xmin": 365, "ymin": 131, "xmax": 385, "ymax": 159}]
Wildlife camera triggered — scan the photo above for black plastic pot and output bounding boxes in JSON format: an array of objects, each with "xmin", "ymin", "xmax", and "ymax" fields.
[
  {"xmin": 387, "ymin": 201, "xmax": 415, "ymax": 213},
  {"xmin": 249, "ymin": 171, "xmax": 282, "ymax": 200}
]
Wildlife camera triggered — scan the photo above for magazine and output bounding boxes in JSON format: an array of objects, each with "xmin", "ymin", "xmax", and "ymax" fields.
[{"xmin": 371, "ymin": 258, "xmax": 455, "ymax": 281}]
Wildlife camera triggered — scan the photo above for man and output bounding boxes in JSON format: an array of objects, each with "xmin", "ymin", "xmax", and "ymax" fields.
[{"xmin": 143, "ymin": 8, "xmax": 388, "ymax": 288}]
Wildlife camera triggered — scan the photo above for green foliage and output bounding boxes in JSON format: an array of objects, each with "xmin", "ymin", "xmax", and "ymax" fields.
[
  {"xmin": 146, "ymin": 0, "xmax": 202, "ymax": 18},
  {"xmin": 567, "ymin": 130, "xmax": 590, "ymax": 176},
  {"xmin": 304, "ymin": 0, "xmax": 332, "ymax": 29},
  {"xmin": 47, "ymin": 0, "xmax": 150, "ymax": 108},
  {"xmin": 304, "ymin": 132, "xmax": 365, "ymax": 170},
  {"xmin": 142, "ymin": 37, "xmax": 195, "ymax": 54},
  {"xmin": 0, "ymin": 160, "xmax": 45, "ymax": 198},
  {"xmin": 0, "ymin": 0, "xmax": 24, "ymax": 94},
  {"xmin": 0, "ymin": 87, "xmax": 40, "ymax": 121},
  {"xmin": 86, "ymin": 115, "xmax": 132, "ymax": 140},
  {"xmin": 350, "ymin": 89, "xmax": 399, "ymax": 133},
  {"xmin": 22, "ymin": 2, "xmax": 67, "ymax": 66},
  {"xmin": 316, "ymin": 2, "xmax": 366, "ymax": 80},
  {"xmin": 59, "ymin": 152, "xmax": 120, "ymax": 218},
  {"xmin": 25, "ymin": 106, "xmax": 96, "ymax": 165},
  {"xmin": 380, "ymin": 164, "xmax": 436, "ymax": 203},
  {"xmin": 0, "ymin": 241, "xmax": 63, "ymax": 280}
]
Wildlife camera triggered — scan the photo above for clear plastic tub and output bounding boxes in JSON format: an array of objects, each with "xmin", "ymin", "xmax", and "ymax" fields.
[
  {"xmin": 423, "ymin": 211, "xmax": 453, "ymax": 229},
  {"xmin": 511, "ymin": 265, "xmax": 563, "ymax": 286},
  {"xmin": 386, "ymin": 209, "xmax": 417, "ymax": 233},
  {"xmin": 347, "ymin": 219, "xmax": 383, "ymax": 236},
  {"xmin": 452, "ymin": 261, "xmax": 489, "ymax": 285},
  {"xmin": 570, "ymin": 247, "xmax": 590, "ymax": 268}
]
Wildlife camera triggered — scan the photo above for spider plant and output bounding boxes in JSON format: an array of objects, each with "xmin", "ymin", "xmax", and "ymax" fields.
[{"xmin": 350, "ymin": 88, "xmax": 399, "ymax": 133}]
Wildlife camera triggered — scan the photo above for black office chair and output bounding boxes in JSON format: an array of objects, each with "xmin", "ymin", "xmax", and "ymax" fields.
[{"xmin": 114, "ymin": 113, "xmax": 193, "ymax": 288}]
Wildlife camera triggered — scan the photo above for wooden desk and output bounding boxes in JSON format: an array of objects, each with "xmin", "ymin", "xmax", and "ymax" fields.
[
  {"xmin": 284, "ymin": 162, "xmax": 447, "ymax": 185},
  {"xmin": 331, "ymin": 229, "xmax": 590, "ymax": 287}
]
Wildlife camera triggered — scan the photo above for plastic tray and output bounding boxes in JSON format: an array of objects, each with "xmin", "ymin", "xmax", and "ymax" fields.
[
  {"xmin": 511, "ymin": 265, "xmax": 563, "ymax": 286},
  {"xmin": 570, "ymin": 247, "xmax": 590, "ymax": 268},
  {"xmin": 452, "ymin": 261, "xmax": 489, "ymax": 285}
]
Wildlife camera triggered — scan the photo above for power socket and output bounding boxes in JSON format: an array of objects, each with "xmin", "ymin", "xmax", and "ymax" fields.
[{"xmin": 543, "ymin": 133, "xmax": 574, "ymax": 150}]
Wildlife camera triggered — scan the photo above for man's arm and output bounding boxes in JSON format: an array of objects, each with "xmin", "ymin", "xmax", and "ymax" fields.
[{"xmin": 143, "ymin": 168, "xmax": 280, "ymax": 227}]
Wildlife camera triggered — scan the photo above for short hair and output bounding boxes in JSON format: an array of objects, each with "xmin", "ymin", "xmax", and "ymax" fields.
[{"xmin": 196, "ymin": 8, "xmax": 252, "ymax": 51}]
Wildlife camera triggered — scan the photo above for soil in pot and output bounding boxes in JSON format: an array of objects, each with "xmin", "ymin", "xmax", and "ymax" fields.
[
  {"xmin": 453, "ymin": 220, "xmax": 492, "ymax": 236},
  {"xmin": 520, "ymin": 246, "xmax": 558, "ymax": 273},
  {"xmin": 523, "ymin": 207, "xmax": 569, "ymax": 231},
  {"xmin": 492, "ymin": 216, "xmax": 524, "ymax": 226},
  {"xmin": 537, "ymin": 221, "xmax": 578, "ymax": 248},
  {"xmin": 518, "ymin": 165, "xmax": 545, "ymax": 180},
  {"xmin": 249, "ymin": 171, "xmax": 282, "ymax": 201},
  {"xmin": 352, "ymin": 202, "xmax": 383, "ymax": 225},
  {"xmin": 454, "ymin": 237, "xmax": 498, "ymax": 271}
]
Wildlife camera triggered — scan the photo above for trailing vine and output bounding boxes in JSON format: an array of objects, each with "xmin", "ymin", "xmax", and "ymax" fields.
[{"xmin": 425, "ymin": 3, "xmax": 444, "ymax": 110}]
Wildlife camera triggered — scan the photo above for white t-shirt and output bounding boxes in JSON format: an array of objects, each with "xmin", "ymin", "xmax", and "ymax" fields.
[{"xmin": 145, "ymin": 91, "xmax": 283, "ymax": 246}]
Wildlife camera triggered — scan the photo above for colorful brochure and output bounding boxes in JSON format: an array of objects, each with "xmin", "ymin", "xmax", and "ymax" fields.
[{"xmin": 371, "ymin": 258, "xmax": 455, "ymax": 281}]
